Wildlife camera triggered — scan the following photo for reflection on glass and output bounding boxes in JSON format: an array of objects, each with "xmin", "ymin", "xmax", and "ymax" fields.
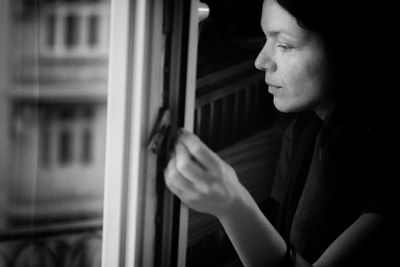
[{"xmin": 0, "ymin": 0, "xmax": 110, "ymax": 265}]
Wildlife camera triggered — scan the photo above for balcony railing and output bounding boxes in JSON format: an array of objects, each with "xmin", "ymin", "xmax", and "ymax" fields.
[
  {"xmin": 0, "ymin": 219, "xmax": 102, "ymax": 267},
  {"xmin": 194, "ymin": 61, "xmax": 275, "ymax": 151}
]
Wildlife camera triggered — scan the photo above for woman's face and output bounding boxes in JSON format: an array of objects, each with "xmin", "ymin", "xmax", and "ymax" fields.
[{"xmin": 255, "ymin": 0, "xmax": 334, "ymax": 119}]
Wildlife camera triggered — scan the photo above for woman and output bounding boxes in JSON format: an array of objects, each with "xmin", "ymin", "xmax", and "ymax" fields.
[{"xmin": 164, "ymin": 0, "xmax": 396, "ymax": 266}]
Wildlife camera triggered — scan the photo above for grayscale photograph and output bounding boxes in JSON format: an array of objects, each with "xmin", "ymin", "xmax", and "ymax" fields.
[{"xmin": 0, "ymin": 0, "xmax": 397, "ymax": 266}]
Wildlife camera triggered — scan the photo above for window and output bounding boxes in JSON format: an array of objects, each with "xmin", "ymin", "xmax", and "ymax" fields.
[
  {"xmin": 103, "ymin": 1, "xmax": 278, "ymax": 266},
  {"xmin": 46, "ymin": 14, "xmax": 56, "ymax": 47},
  {"xmin": 88, "ymin": 15, "xmax": 99, "ymax": 47},
  {"xmin": 39, "ymin": 0, "xmax": 109, "ymax": 57},
  {"xmin": 1, "ymin": 0, "xmax": 110, "ymax": 265},
  {"xmin": 40, "ymin": 127, "xmax": 51, "ymax": 166},
  {"xmin": 65, "ymin": 14, "xmax": 80, "ymax": 48},
  {"xmin": 1, "ymin": 0, "xmax": 280, "ymax": 266},
  {"xmin": 59, "ymin": 129, "xmax": 72, "ymax": 164},
  {"xmin": 82, "ymin": 128, "xmax": 92, "ymax": 163}
]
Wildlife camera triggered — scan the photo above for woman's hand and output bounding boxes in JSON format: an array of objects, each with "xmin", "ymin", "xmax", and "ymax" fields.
[
  {"xmin": 164, "ymin": 129, "xmax": 247, "ymax": 218},
  {"xmin": 165, "ymin": 130, "xmax": 291, "ymax": 267}
]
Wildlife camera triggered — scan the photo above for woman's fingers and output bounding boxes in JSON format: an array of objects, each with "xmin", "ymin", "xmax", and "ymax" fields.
[
  {"xmin": 164, "ymin": 131, "xmax": 243, "ymax": 217},
  {"xmin": 164, "ymin": 157, "xmax": 197, "ymax": 200},
  {"xmin": 178, "ymin": 129, "xmax": 221, "ymax": 171},
  {"xmin": 174, "ymin": 141, "xmax": 211, "ymax": 188}
]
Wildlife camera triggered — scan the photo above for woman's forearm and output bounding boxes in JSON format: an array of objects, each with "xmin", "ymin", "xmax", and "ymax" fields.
[
  {"xmin": 218, "ymin": 188, "xmax": 288, "ymax": 267},
  {"xmin": 164, "ymin": 130, "xmax": 307, "ymax": 266},
  {"xmin": 218, "ymin": 188, "xmax": 314, "ymax": 267}
]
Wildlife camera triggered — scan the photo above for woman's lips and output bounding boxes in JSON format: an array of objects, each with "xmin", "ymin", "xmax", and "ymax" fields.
[{"xmin": 268, "ymin": 85, "xmax": 282, "ymax": 94}]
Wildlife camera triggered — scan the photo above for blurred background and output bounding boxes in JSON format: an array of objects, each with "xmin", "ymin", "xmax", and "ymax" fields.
[
  {"xmin": 0, "ymin": 0, "xmax": 109, "ymax": 265},
  {"xmin": 0, "ymin": 0, "xmax": 279, "ymax": 266}
]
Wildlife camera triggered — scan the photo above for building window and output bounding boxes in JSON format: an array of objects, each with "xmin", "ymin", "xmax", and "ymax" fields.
[
  {"xmin": 46, "ymin": 14, "xmax": 55, "ymax": 48},
  {"xmin": 82, "ymin": 105, "xmax": 94, "ymax": 119},
  {"xmin": 41, "ymin": 128, "xmax": 51, "ymax": 167},
  {"xmin": 59, "ymin": 129, "xmax": 72, "ymax": 165},
  {"xmin": 82, "ymin": 128, "xmax": 92, "ymax": 164},
  {"xmin": 40, "ymin": 1, "xmax": 109, "ymax": 57},
  {"xmin": 65, "ymin": 14, "xmax": 80, "ymax": 48},
  {"xmin": 88, "ymin": 15, "xmax": 99, "ymax": 47}
]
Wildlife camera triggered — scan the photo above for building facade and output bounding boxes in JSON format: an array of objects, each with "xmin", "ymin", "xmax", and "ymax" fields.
[{"xmin": 3, "ymin": 0, "xmax": 109, "ymax": 227}]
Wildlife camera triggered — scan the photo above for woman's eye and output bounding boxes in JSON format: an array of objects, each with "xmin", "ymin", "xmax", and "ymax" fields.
[{"xmin": 277, "ymin": 44, "xmax": 293, "ymax": 52}]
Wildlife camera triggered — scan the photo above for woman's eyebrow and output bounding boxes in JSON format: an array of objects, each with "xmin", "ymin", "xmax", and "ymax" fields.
[{"xmin": 266, "ymin": 29, "xmax": 299, "ymax": 39}]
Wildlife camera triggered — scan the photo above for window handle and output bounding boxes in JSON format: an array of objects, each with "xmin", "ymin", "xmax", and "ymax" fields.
[
  {"xmin": 198, "ymin": 2, "xmax": 209, "ymax": 22},
  {"xmin": 147, "ymin": 109, "xmax": 171, "ymax": 154}
]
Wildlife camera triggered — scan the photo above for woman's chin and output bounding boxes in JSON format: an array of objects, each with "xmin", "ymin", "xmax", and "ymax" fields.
[
  {"xmin": 273, "ymin": 99, "xmax": 294, "ymax": 113},
  {"xmin": 273, "ymin": 98, "xmax": 309, "ymax": 114}
]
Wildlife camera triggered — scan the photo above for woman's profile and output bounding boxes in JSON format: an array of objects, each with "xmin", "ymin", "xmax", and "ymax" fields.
[{"xmin": 164, "ymin": 0, "xmax": 397, "ymax": 266}]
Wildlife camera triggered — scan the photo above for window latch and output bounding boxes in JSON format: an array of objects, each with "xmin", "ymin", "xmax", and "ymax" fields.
[{"xmin": 147, "ymin": 109, "xmax": 171, "ymax": 154}]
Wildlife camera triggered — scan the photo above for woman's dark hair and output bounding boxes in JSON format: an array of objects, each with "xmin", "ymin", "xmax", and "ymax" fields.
[
  {"xmin": 275, "ymin": 0, "xmax": 394, "ymax": 129},
  {"xmin": 273, "ymin": 0, "xmax": 397, "ymax": 179}
]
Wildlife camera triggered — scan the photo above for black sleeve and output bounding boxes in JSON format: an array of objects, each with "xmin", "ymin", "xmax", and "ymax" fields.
[{"xmin": 364, "ymin": 174, "xmax": 395, "ymax": 219}]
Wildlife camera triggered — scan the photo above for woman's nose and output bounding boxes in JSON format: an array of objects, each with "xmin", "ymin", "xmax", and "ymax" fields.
[{"xmin": 254, "ymin": 46, "xmax": 276, "ymax": 72}]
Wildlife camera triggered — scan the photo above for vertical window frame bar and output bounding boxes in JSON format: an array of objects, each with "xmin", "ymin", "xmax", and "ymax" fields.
[
  {"xmin": 177, "ymin": 0, "xmax": 200, "ymax": 266},
  {"xmin": 158, "ymin": 0, "xmax": 200, "ymax": 266},
  {"xmin": 101, "ymin": 0, "xmax": 165, "ymax": 266}
]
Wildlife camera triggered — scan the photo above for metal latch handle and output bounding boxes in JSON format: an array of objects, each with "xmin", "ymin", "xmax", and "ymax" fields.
[{"xmin": 147, "ymin": 109, "xmax": 171, "ymax": 154}]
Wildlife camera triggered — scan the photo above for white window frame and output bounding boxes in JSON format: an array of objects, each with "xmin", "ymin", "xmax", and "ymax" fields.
[
  {"xmin": 102, "ymin": 0, "xmax": 201, "ymax": 266},
  {"xmin": 176, "ymin": 1, "xmax": 201, "ymax": 266},
  {"xmin": 101, "ymin": 0, "xmax": 166, "ymax": 266}
]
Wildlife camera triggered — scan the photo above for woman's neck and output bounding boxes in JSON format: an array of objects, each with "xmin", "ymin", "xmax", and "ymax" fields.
[{"xmin": 314, "ymin": 100, "xmax": 336, "ymax": 121}]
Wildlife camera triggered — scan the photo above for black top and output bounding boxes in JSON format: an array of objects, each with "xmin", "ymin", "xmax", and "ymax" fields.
[{"xmin": 271, "ymin": 111, "xmax": 397, "ymax": 265}]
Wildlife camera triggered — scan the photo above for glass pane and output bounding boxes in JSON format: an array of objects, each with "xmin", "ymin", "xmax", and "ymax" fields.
[
  {"xmin": 0, "ymin": 0, "xmax": 110, "ymax": 266},
  {"xmin": 186, "ymin": 0, "xmax": 282, "ymax": 266}
]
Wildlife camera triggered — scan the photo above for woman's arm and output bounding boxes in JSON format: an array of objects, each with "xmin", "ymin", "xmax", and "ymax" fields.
[
  {"xmin": 217, "ymin": 186, "xmax": 292, "ymax": 267},
  {"xmin": 164, "ymin": 129, "xmax": 299, "ymax": 266},
  {"xmin": 164, "ymin": 130, "xmax": 390, "ymax": 267},
  {"xmin": 221, "ymin": 204, "xmax": 389, "ymax": 267},
  {"xmin": 313, "ymin": 213, "xmax": 390, "ymax": 267}
]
